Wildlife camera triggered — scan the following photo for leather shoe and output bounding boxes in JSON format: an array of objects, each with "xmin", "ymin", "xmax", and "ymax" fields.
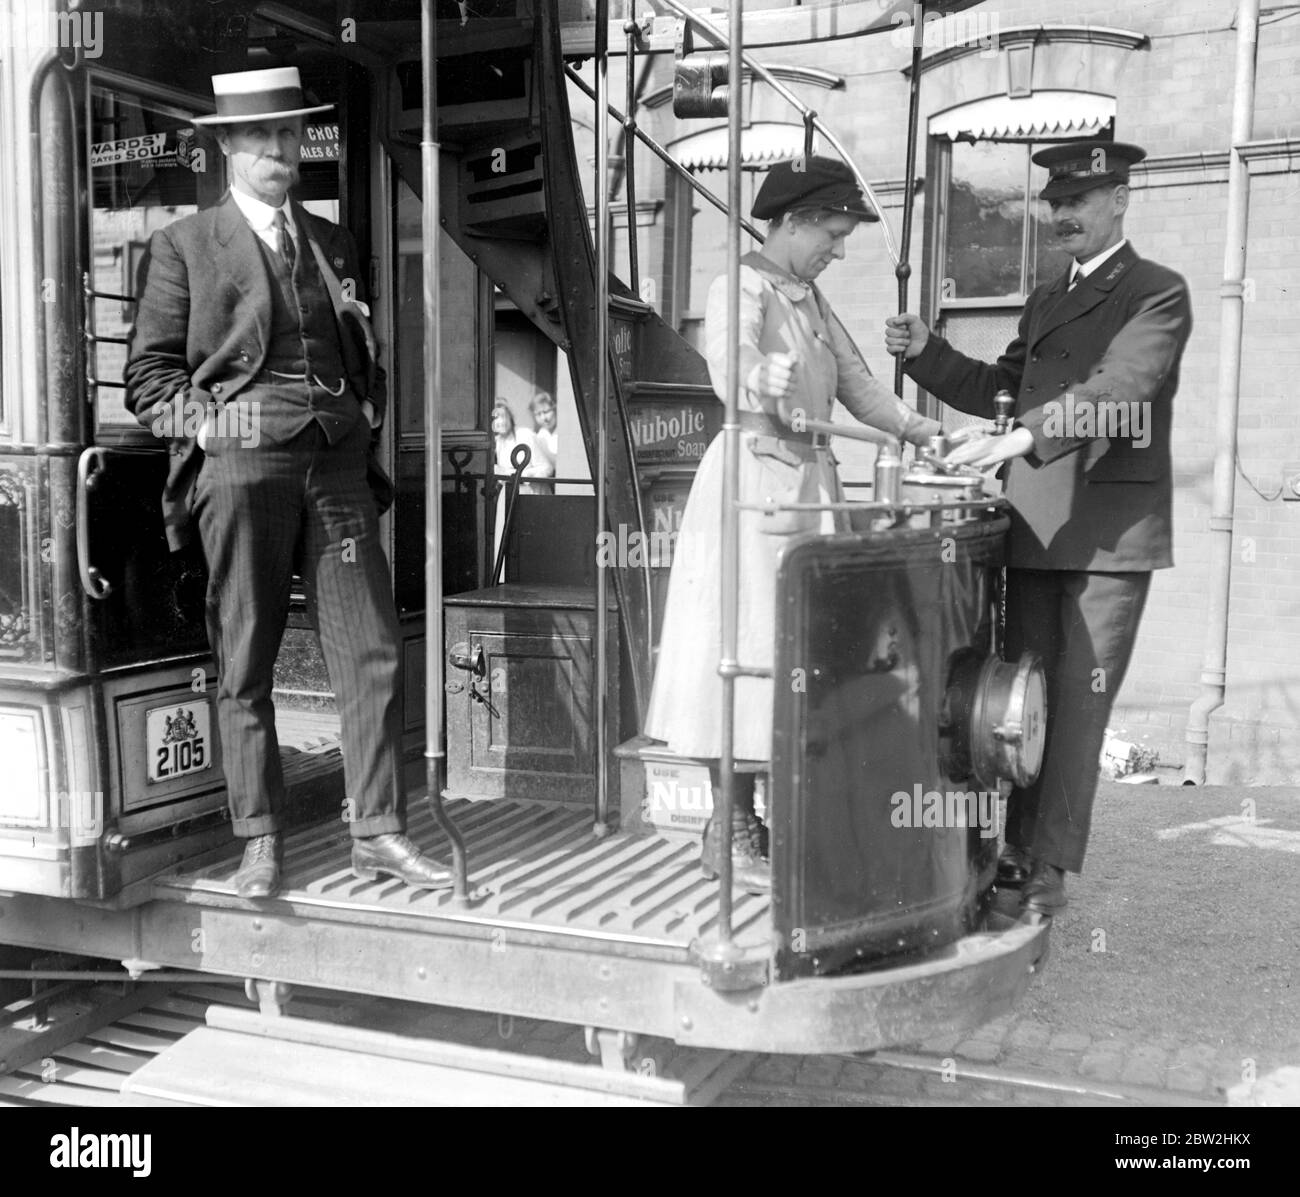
[
  {"xmin": 352, "ymin": 833, "xmax": 454, "ymax": 890},
  {"xmin": 996, "ymin": 842, "xmax": 1033, "ymax": 888},
  {"xmin": 232, "ymin": 834, "xmax": 281, "ymax": 899},
  {"xmin": 1020, "ymin": 861, "xmax": 1068, "ymax": 916}
]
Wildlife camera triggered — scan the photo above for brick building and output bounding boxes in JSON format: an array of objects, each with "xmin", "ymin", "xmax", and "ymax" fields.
[{"xmin": 571, "ymin": 0, "xmax": 1299, "ymax": 783}]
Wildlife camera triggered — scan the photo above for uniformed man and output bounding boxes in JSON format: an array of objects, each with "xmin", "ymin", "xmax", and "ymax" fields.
[{"xmin": 885, "ymin": 140, "xmax": 1192, "ymax": 915}]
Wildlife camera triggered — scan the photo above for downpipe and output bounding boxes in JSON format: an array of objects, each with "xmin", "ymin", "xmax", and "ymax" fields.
[{"xmin": 1184, "ymin": 0, "xmax": 1259, "ymax": 784}]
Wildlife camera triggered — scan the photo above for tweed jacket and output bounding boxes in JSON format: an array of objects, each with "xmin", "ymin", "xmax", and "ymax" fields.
[
  {"xmin": 124, "ymin": 192, "xmax": 386, "ymax": 551},
  {"xmin": 905, "ymin": 243, "xmax": 1192, "ymax": 572}
]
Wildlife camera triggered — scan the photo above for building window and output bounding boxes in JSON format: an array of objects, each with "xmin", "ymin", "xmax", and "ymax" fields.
[
  {"xmin": 924, "ymin": 133, "xmax": 1105, "ymax": 429},
  {"xmin": 939, "ymin": 138, "xmax": 1074, "ymax": 304}
]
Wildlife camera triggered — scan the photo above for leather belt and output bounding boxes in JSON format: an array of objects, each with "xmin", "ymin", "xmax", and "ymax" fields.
[
  {"xmin": 736, "ymin": 409, "xmax": 826, "ymax": 446},
  {"xmin": 254, "ymin": 368, "xmax": 347, "ymax": 396}
]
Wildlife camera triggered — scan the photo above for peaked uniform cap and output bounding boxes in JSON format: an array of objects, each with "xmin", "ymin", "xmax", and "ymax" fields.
[
  {"xmin": 192, "ymin": 67, "xmax": 333, "ymax": 126},
  {"xmin": 1033, "ymin": 140, "xmax": 1146, "ymax": 200},
  {"xmin": 752, "ymin": 155, "xmax": 879, "ymax": 222}
]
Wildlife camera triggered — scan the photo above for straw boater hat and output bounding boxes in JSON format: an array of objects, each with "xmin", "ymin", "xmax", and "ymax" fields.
[{"xmin": 191, "ymin": 66, "xmax": 332, "ymax": 126}]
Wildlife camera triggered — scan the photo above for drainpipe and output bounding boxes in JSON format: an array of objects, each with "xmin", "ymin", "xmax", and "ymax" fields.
[{"xmin": 1184, "ymin": 0, "xmax": 1260, "ymax": 784}]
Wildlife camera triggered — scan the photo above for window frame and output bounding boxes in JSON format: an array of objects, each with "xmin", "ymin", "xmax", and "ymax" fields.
[{"xmin": 84, "ymin": 69, "xmax": 221, "ymax": 448}]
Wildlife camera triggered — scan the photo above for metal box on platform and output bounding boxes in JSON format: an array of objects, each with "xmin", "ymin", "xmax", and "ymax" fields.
[{"xmin": 443, "ymin": 584, "xmax": 622, "ymax": 809}]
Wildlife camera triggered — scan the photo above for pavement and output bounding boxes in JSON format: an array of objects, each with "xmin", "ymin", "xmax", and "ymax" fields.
[
  {"xmin": 730, "ymin": 777, "xmax": 1299, "ymax": 1106},
  {"xmin": 930, "ymin": 777, "xmax": 1300, "ymax": 1104}
]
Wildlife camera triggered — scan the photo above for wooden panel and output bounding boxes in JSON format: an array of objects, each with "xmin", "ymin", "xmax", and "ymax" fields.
[{"xmin": 445, "ymin": 589, "xmax": 619, "ymax": 805}]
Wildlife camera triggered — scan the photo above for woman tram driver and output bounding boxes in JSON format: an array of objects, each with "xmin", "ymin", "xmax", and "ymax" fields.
[{"xmin": 644, "ymin": 158, "xmax": 940, "ymax": 894}]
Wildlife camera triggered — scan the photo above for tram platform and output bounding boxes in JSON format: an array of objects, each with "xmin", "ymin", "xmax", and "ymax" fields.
[{"xmin": 158, "ymin": 795, "xmax": 774, "ymax": 962}]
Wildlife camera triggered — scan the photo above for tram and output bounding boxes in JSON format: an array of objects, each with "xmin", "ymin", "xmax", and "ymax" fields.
[{"xmin": 0, "ymin": 0, "xmax": 1049, "ymax": 1094}]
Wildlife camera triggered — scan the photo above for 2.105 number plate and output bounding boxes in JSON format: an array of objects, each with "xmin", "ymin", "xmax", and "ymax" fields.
[{"xmin": 145, "ymin": 701, "xmax": 213, "ymax": 783}]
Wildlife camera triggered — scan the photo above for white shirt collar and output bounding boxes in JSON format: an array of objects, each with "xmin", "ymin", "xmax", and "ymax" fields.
[
  {"xmin": 229, "ymin": 186, "xmax": 294, "ymax": 235},
  {"xmin": 1072, "ymin": 237, "xmax": 1127, "ymax": 282}
]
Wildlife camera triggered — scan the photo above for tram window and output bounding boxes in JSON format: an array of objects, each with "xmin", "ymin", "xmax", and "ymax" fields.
[
  {"xmin": 393, "ymin": 175, "xmax": 480, "ymax": 434},
  {"xmin": 87, "ymin": 84, "xmax": 220, "ymax": 438}
]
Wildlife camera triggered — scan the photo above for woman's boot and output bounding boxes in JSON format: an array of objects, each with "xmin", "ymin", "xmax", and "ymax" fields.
[{"xmin": 698, "ymin": 773, "xmax": 770, "ymax": 895}]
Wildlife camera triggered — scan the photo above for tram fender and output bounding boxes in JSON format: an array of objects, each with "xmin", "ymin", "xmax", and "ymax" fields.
[{"xmin": 671, "ymin": 919, "xmax": 1049, "ymax": 1055}]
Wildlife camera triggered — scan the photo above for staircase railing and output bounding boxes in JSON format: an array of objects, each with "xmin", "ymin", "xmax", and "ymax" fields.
[{"xmin": 564, "ymin": 5, "xmax": 913, "ymax": 393}]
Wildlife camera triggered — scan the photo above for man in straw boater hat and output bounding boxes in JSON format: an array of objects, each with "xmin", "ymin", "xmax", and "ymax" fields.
[
  {"xmin": 886, "ymin": 140, "xmax": 1193, "ymax": 916},
  {"xmin": 126, "ymin": 67, "xmax": 452, "ymax": 898}
]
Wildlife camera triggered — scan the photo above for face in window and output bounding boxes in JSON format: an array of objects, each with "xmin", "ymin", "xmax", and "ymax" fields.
[
  {"xmin": 217, "ymin": 118, "xmax": 303, "ymax": 206},
  {"xmin": 530, "ymin": 400, "xmax": 556, "ymax": 433},
  {"xmin": 782, "ymin": 211, "xmax": 860, "ymax": 281},
  {"xmin": 1048, "ymin": 184, "xmax": 1128, "ymax": 263},
  {"xmin": 491, "ymin": 404, "xmax": 515, "ymax": 439}
]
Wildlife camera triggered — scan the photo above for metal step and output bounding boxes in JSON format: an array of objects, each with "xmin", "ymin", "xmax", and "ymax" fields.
[{"xmin": 119, "ymin": 1007, "xmax": 751, "ymax": 1106}]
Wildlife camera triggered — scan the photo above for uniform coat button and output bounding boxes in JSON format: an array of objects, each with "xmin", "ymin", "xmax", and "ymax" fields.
[
  {"xmin": 1030, "ymin": 353, "xmax": 1041, "ymax": 363},
  {"xmin": 1059, "ymin": 380, "xmax": 1068, "ymax": 389},
  {"xmin": 1025, "ymin": 384, "xmax": 1036, "ymax": 393},
  {"xmin": 211, "ymin": 383, "xmax": 222, "ymax": 394}
]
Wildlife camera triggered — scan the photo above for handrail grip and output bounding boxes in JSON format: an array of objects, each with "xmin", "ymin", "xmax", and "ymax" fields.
[
  {"xmin": 85, "ymin": 287, "xmax": 136, "ymax": 305},
  {"xmin": 76, "ymin": 447, "xmax": 113, "ymax": 600}
]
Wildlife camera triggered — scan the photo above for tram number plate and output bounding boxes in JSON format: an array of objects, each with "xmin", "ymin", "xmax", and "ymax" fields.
[{"xmin": 145, "ymin": 702, "xmax": 213, "ymax": 784}]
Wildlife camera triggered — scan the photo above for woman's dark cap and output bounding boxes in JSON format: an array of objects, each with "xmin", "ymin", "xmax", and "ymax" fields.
[
  {"xmin": 752, "ymin": 156, "xmax": 879, "ymax": 222},
  {"xmin": 1033, "ymin": 140, "xmax": 1147, "ymax": 199}
]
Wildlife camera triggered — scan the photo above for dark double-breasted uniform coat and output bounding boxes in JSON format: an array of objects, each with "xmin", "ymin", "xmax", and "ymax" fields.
[{"xmin": 906, "ymin": 242, "xmax": 1192, "ymax": 871}]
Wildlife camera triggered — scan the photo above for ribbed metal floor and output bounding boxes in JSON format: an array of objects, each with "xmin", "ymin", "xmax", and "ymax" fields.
[{"xmin": 158, "ymin": 799, "xmax": 772, "ymax": 953}]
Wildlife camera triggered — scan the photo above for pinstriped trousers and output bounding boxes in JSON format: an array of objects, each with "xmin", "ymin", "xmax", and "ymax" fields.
[{"xmin": 193, "ymin": 412, "xmax": 405, "ymax": 839}]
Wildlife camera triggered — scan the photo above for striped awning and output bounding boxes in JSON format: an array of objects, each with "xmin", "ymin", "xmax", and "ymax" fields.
[
  {"xmin": 930, "ymin": 92, "xmax": 1114, "ymax": 141},
  {"xmin": 668, "ymin": 122, "xmax": 817, "ymax": 170}
]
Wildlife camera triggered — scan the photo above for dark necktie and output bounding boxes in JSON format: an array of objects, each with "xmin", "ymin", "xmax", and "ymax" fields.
[
  {"xmin": 272, "ymin": 209, "xmax": 296, "ymax": 270},
  {"xmin": 1068, "ymin": 266, "xmax": 1080, "ymax": 290}
]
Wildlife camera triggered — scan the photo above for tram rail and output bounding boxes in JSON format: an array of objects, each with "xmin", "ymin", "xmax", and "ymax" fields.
[{"xmin": 1, "ymin": 978, "xmax": 1224, "ymax": 1108}]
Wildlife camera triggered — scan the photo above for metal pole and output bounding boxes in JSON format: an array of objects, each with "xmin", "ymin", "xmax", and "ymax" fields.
[
  {"xmin": 894, "ymin": 4, "xmax": 925, "ymax": 397},
  {"xmin": 422, "ymin": 0, "xmax": 468, "ymax": 900},
  {"xmin": 1185, "ymin": 0, "xmax": 1259, "ymax": 783},
  {"xmin": 713, "ymin": 0, "xmax": 746, "ymax": 949},
  {"xmin": 594, "ymin": 0, "xmax": 611, "ymax": 834},
  {"xmin": 623, "ymin": 20, "xmax": 640, "ymax": 296}
]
